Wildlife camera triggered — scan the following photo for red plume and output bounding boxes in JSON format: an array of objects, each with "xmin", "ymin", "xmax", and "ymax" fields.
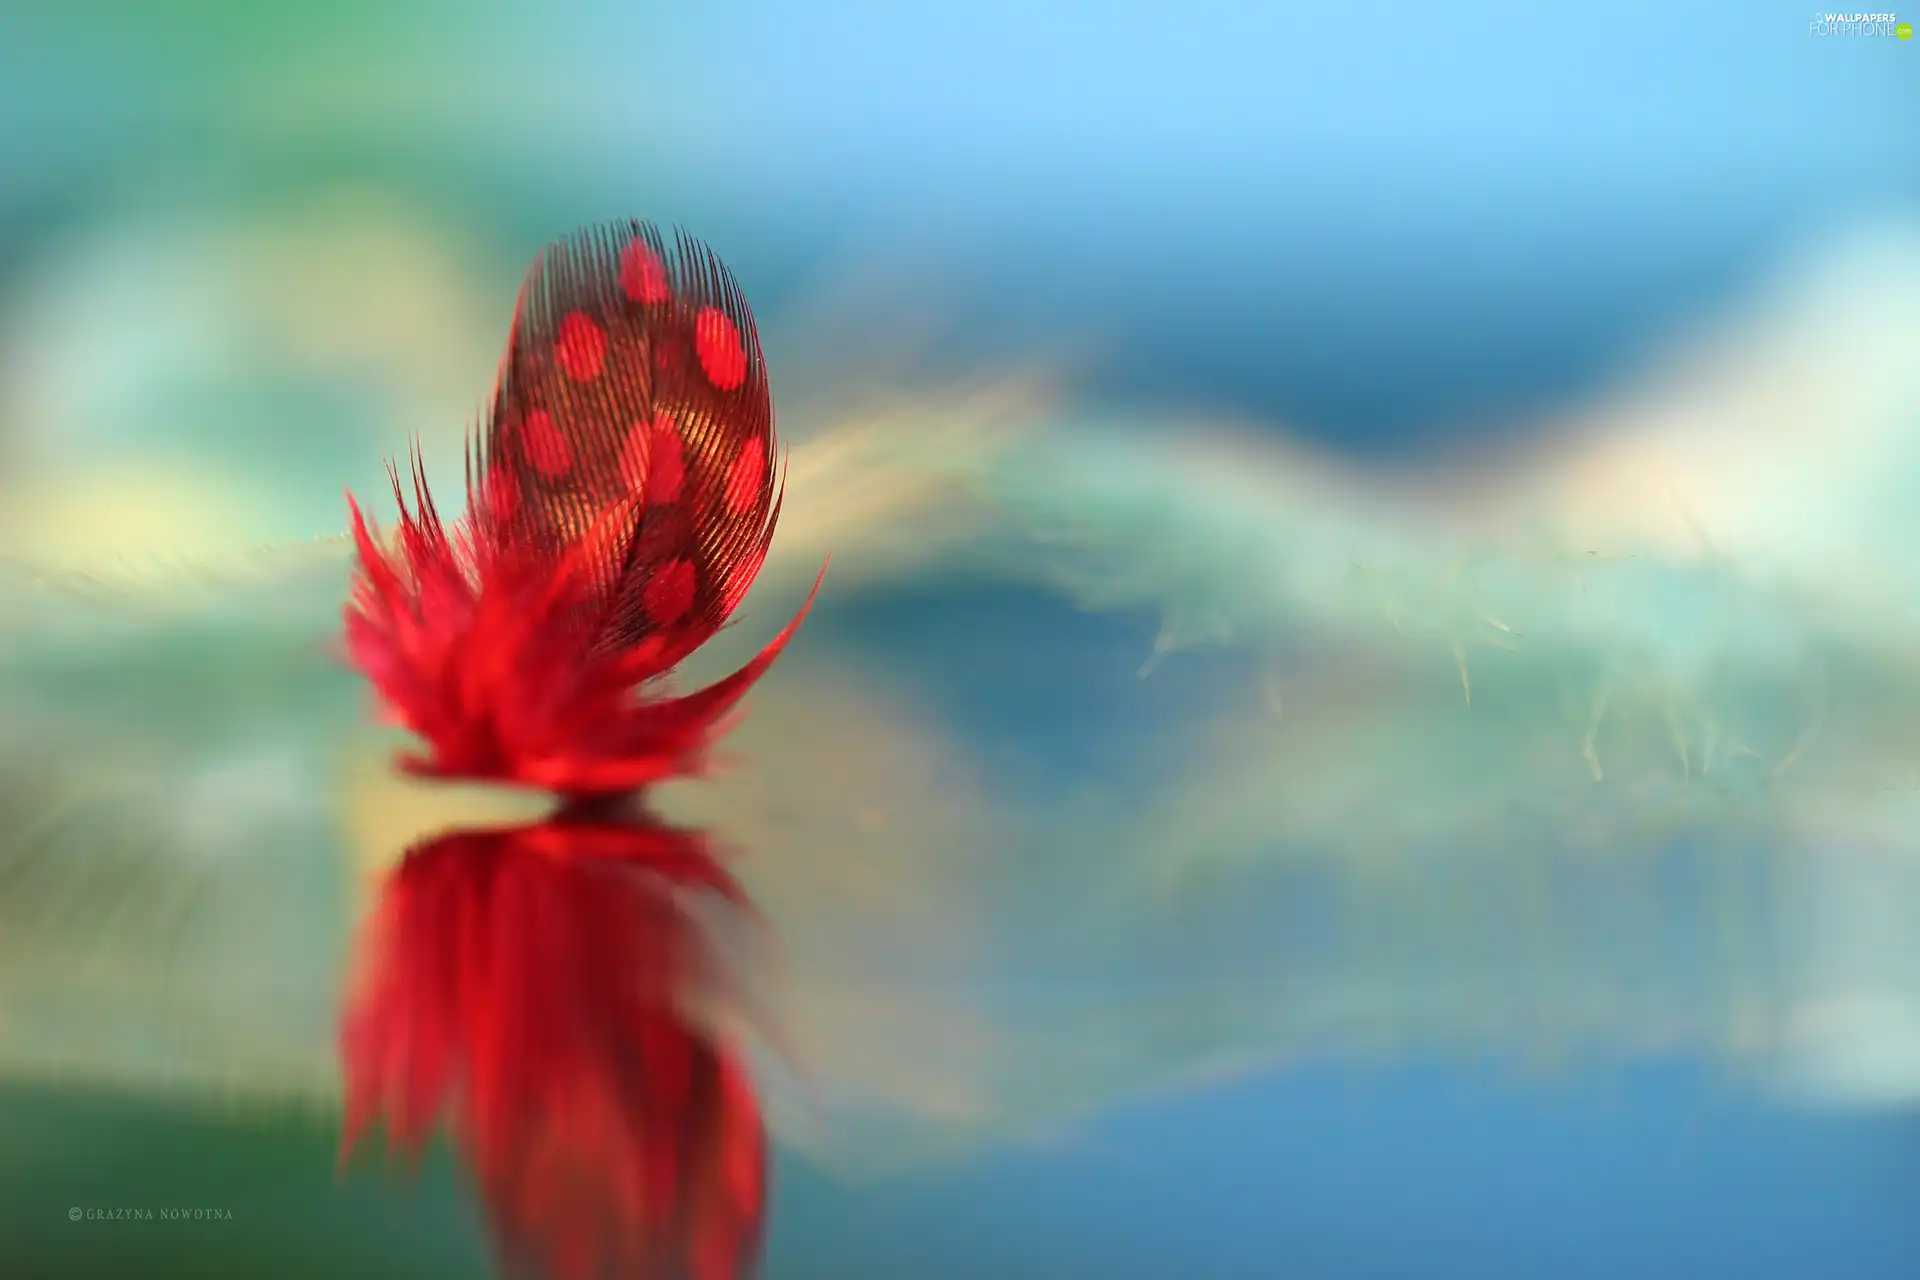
[
  {"xmin": 338, "ymin": 222, "xmax": 811, "ymax": 1278},
  {"xmin": 343, "ymin": 221, "xmax": 820, "ymax": 798}
]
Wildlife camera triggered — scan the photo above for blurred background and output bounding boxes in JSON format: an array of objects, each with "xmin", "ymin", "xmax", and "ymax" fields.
[{"xmin": 0, "ymin": 0, "xmax": 1917, "ymax": 1276}]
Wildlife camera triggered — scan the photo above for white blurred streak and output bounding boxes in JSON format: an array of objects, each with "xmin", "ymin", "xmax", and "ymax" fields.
[{"xmin": 1461, "ymin": 220, "xmax": 1920, "ymax": 588}]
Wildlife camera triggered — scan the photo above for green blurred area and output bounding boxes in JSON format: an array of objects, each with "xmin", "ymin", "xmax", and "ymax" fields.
[{"xmin": 0, "ymin": 1082, "xmax": 485, "ymax": 1279}]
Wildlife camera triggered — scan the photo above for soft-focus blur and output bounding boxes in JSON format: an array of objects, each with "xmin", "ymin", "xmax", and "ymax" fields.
[{"xmin": 1, "ymin": 2, "xmax": 1918, "ymax": 1277}]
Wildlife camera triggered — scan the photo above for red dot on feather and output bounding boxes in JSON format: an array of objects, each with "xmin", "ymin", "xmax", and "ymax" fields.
[
  {"xmin": 725, "ymin": 444, "xmax": 766, "ymax": 513},
  {"xmin": 644, "ymin": 560, "xmax": 697, "ymax": 626},
  {"xmin": 485, "ymin": 466, "xmax": 519, "ymax": 523},
  {"xmin": 645, "ymin": 413, "xmax": 683, "ymax": 504},
  {"xmin": 523, "ymin": 409, "xmax": 573, "ymax": 478},
  {"xmin": 618, "ymin": 238, "xmax": 671, "ymax": 305},
  {"xmin": 554, "ymin": 312, "xmax": 606, "ymax": 382},
  {"xmin": 694, "ymin": 307, "xmax": 747, "ymax": 390},
  {"xmin": 618, "ymin": 419, "xmax": 652, "ymax": 489}
]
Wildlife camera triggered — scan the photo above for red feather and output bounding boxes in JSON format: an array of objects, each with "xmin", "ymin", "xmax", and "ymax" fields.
[
  {"xmin": 342, "ymin": 221, "xmax": 821, "ymax": 797},
  {"xmin": 337, "ymin": 222, "xmax": 813, "ymax": 1278}
]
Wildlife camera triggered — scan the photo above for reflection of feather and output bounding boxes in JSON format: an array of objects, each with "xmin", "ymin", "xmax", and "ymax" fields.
[
  {"xmin": 1, "ymin": 226, "xmax": 1919, "ymax": 1183},
  {"xmin": 343, "ymin": 818, "xmax": 768, "ymax": 1280}
]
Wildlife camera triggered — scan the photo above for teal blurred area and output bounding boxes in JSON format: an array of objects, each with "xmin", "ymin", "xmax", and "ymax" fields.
[{"xmin": 3, "ymin": 1, "xmax": 1920, "ymax": 1278}]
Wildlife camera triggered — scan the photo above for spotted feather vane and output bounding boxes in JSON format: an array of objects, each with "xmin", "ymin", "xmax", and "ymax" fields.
[{"xmin": 343, "ymin": 221, "xmax": 822, "ymax": 796}]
